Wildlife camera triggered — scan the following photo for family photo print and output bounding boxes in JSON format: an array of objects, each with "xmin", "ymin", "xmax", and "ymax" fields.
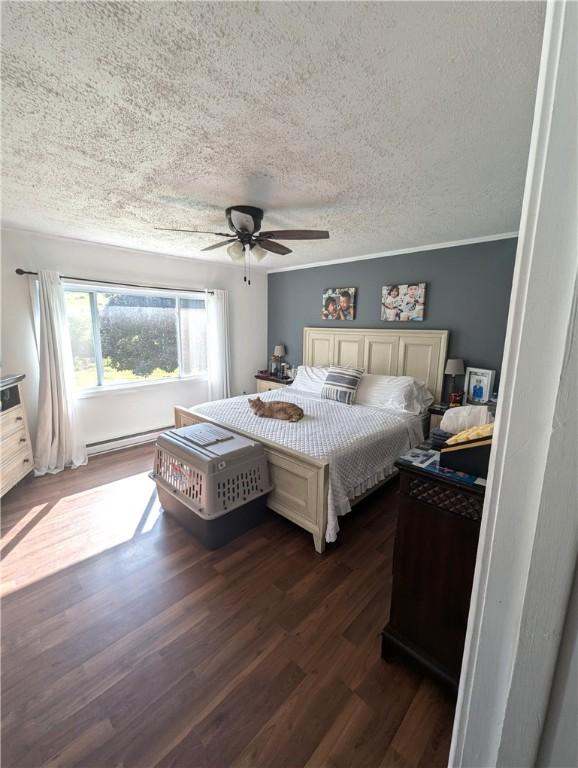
[
  {"xmin": 381, "ymin": 283, "xmax": 426, "ymax": 321},
  {"xmin": 321, "ymin": 288, "xmax": 357, "ymax": 321}
]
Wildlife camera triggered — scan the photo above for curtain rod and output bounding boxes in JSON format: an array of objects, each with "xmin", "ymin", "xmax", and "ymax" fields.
[{"xmin": 14, "ymin": 269, "xmax": 214, "ymax": 295}]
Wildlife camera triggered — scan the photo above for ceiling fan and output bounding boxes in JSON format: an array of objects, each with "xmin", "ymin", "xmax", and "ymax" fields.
[{"xmin": 155, "ymin": 205, "xmax": 329, "ymax": 283}]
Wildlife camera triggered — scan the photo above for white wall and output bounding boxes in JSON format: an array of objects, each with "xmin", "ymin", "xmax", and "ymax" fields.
[
  {"xmin": 0, "ymin": 229, "xmax": 268, "ymax": 445},
  {"xmin": 537, "ymin": 561, "xmax": 578, "ymax": 768}
]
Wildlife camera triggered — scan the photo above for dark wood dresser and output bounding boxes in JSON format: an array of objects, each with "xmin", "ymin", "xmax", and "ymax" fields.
[{"xmin": 382, "ymin": 457, "xmax": 485, "ymax": 689}]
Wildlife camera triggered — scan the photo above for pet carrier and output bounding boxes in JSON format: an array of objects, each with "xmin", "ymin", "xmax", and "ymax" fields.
[{"xmin": 152, "ymin": 422, "xmax": 272, "ymax": 548}]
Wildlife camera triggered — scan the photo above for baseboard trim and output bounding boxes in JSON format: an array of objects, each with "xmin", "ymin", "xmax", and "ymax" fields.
[{"xmin": 87, "ymin": 426, "xmax": 171, "ymax": 456}]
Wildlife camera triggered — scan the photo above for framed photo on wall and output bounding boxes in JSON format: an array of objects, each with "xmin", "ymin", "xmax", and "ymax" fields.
[
  {"xmin": 464, "ymin": 367, "xmax": 495, "ymax": 404},
  {"xmin": 321, "ymin": 288, "xmax": 357, "ymax": 321},
  {"xmin": 381, "ymin": 283, "xmax": 426, "ymax": 321}
]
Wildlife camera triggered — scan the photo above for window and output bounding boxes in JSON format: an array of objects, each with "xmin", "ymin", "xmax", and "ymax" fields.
[{"xmin": 64, "ymin": 285, "xmax": 207, "ymax": 390}]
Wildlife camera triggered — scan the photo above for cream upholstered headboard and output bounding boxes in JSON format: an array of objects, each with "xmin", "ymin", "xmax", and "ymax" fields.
[{"xmin": 303, "ymin": 327, "xmax": 449, "ymax": 402}]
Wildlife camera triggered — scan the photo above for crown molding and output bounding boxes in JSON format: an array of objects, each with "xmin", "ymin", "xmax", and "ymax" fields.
[
  {"xmin": 1, "ymin": 224, "xmax": 518, "ymax": 275},
  {"xmin": 265, "ymin": 232, "xmax": 518, "ymax": 274},
  {"xmin": 0, "ymin": 224, "xmax": 266, "ymax": 273}
]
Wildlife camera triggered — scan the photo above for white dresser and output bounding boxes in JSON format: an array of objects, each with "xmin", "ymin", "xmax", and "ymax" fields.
[{"xmin": 1, "ymin": 375, "xmax": 33, "ymax": 497}]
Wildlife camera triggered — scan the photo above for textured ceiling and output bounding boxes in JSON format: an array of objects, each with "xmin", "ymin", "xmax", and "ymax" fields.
[{"xmin": 2, "ymin": 1, "xmax": 544, "ymax": 269}]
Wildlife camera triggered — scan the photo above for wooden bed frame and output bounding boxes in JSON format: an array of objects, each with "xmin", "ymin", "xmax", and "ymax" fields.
[{"xmin": 175, "ymin": 327, "xmax": 448, "ymax": 553}]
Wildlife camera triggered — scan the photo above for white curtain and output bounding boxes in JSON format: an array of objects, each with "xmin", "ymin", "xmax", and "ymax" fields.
[
  {"xmin": 206, "ymin": 289, "xmax": 231, "ymax": 400},
  {"xmin": 33, "ymin": 270, "xmax": 87, "ymax": 474}
]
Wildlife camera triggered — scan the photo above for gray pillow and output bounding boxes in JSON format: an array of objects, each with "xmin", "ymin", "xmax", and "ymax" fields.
[{"xmin": 321, "ymin": 365, "xmax": 364, "ymax": 405}]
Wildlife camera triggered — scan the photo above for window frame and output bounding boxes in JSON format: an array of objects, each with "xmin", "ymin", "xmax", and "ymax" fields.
[{"xmin": 63, "ymin": 281, "xmax": 208, "ymax": 395}]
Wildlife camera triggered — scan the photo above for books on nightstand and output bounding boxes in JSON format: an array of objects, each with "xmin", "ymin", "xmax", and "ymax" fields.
[
  {"xmin": 400, "ymin": 447, "xmax": 438, "ymax": 468},
  {"xmin": 431, "ymin": 427, "xmax": 454, "ymax": 449},
  {"xmin": 399, "ymin": 445, "xmax": 486, "ymax": 487}
]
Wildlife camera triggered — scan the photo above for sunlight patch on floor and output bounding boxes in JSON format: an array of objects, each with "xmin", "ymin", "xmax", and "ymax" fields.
[
  {"xmin": 1, "ymin": 503, "xmax": 48, "ymax": 549},
  {"xmin": 1, "ymin": 472, "xmax": 163, "ymax": 594}
]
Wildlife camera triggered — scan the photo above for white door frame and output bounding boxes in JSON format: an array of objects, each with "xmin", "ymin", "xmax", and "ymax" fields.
[{"xmin": 450, "ymin": 1, "xmax": 578, "ymax": 765}]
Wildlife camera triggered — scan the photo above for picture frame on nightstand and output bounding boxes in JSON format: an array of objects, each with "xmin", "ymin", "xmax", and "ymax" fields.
[{"xmin": 464, "ymin": 367, "xmax": 495, "ymax": 404}]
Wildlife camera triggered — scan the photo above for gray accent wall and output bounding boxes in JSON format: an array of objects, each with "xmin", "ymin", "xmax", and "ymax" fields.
[{"xmin": 268, "ymin": 238, "xmax": 517, "ymax": 395}]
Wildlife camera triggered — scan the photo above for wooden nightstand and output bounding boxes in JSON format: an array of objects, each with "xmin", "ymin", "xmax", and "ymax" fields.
[
  {"xmin": 254, "ymin": 374, "xmax": 292, "ymax": 394},
  {"xmin": 382, "ymin": 455, "xmax": 484, "ymax": 689}
]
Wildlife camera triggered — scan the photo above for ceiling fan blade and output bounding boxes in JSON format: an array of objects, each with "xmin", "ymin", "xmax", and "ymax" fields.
[
  {"xmin": 201, "ymin": 239, "xmax": 238, "ymax": 252},
  {"xmin": 154, "ymin": 228, "xmax": 233, "ymax": 237},
  {"xmin": 257, "ymin": 239, "xmax": 293, "ymax": 256},
  {"xmin": 257, "ymin": 230, "xmax": 330, "ymax": 240}
]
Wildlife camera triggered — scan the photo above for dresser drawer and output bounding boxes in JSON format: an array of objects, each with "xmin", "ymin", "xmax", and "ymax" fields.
[
  {"xmin": 1, "ymin": 406, "xmax": 27, "ymax": 439},
  {"xmin": 1, "ymin": 425, "xmax": 31, "ymax": 465},
  {"xmin": 256, "ymin": 379, "xmax": 287, "ymax": 393},
  {"xmin": 1, "ymin": 447, "xmax": 33, "ymax": 497}
]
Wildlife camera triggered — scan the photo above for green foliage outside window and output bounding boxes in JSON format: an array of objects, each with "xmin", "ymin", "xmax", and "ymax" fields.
[
  {"xmin": 65, "ymin": 289, "xmax": 206, "ymax": 389},
  {"xmin": 99, "ymin": 294, "xmax": 178, "ymax": 377}
]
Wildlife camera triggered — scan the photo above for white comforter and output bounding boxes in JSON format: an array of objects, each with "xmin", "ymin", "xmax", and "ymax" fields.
[{"xmin": 192, "ymin": 387, "xmax": 424, "ymax": 542}]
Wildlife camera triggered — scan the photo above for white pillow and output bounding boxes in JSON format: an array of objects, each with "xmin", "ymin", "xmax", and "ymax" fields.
[
  {"xmin": 355, "ymin": 374, "xmax": 434, "ymax": 415},
  {"xmin": 290, "ymin": 365, "xmax": 329, "ymax": 396},
  {"xmin": 440, "ymin": 405, "xmax": 494, "ymax": 434}
]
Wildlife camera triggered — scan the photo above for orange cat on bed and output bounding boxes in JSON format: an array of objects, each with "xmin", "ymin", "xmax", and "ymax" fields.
[{"xmin": 248, "ymin": 396, "xmax": 304, "ymax": 422}]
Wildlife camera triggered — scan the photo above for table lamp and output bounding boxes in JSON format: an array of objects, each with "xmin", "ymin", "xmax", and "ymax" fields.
[
  {"xmin": 444, "ymin": 358, "xmax": 465, "ymax": 403},
  {"xmin": 271, "ymin": 344, "xmax": 286, "ymax": 377}
]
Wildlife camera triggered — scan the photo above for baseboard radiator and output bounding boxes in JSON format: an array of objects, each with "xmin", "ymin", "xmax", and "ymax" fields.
[{"xmin": 87, "ymin": 425, "xmax": 172, "ymax": 456}]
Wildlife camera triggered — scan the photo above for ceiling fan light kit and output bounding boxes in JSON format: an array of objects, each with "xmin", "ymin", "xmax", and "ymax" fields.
[
  {"xmin": 251, "ymin": 243, "xmax": 268, "ymax": 262},
  {"xmin": 156, "ymin": 205, "xmax": 329, "ymax": 284},
  {"xmin": 227, "ymin": 241, "xmax": 245, "ymax": 262}
]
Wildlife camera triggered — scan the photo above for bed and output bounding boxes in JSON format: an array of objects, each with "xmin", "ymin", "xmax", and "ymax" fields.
[{"xmin": 175, "ymin": 327, "xmax": 448, "ymax": 552}]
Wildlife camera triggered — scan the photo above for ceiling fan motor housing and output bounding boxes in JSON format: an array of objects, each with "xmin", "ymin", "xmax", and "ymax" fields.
[{"xmin": 226, "ymin": 205, "xmax": 263, "ymax": 237}]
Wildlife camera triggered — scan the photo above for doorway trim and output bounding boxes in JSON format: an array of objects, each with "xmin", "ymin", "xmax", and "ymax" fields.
[{"xmin": 449, "ymin": 1, "xmax": 578, "ymax": 765}]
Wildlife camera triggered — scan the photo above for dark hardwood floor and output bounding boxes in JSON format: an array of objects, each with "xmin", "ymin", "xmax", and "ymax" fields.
[{"xmin": 1, "ymin": 444, "xmax": 454, "ymax": 767}]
